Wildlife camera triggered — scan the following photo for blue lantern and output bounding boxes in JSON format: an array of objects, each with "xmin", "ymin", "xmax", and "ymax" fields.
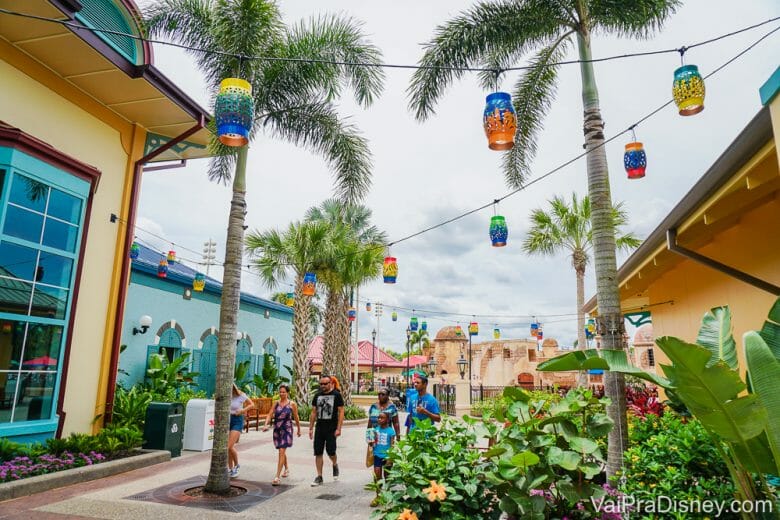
[
  {"xmin": 348, "ymin": 307, "xmax": 357, "ymax": 322},
  {"xmin": 483, "ymin": 92, "xmax": 517, "ymax": 151},
  {"xmin": 129, "ymin": 242, "xmax": 140, "ymax": 260},
  {"xmin": 302, "ymin": 272, "xmax": 317, "ymax": 296},
  {"xmin": 489, "ymin": 215, "xmax": 508, "ymax": 247},
  {"xmin": 215, "ymin": 78, "xmax": 253, "ymax": 147},
  {"xmin": 410, "ymin": 317, "xmax": 419, "ymax": 332},
  {"xmin": 421, "ymin": 320, "xmax": 427, "ymax": 332}
]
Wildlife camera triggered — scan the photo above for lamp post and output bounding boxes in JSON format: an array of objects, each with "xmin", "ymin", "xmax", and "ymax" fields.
[
  {"xmin": 427, "ymin": 356, "xmax": 437, "ymax": 377},
  {"xmin": 405, "ymin": 326, "xmax": 411, "ymax": 388},
  {"xmin": 456, "ymin": 353, "xmax": 468, "ymax": 380},
  {"xmin": 371, "ymin": 328, "xmax": 376, "ymax": 391}
]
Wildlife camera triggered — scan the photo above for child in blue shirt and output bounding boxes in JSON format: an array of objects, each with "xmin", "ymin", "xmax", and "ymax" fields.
[{"xmin": 369, "ymin": 411, "xmax": 395, "ymax": 507}]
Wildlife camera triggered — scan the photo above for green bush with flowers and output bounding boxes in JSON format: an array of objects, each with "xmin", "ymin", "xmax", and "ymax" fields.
[
  {"xmin": 617, "ymin": 412, "xmax": 737, "ymax": 514},
  {"xmin": 369, "ymin": 418, "xmax": 501, "ymax": 520}
]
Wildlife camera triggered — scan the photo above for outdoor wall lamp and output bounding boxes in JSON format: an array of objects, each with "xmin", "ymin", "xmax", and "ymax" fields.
[
  {"xmin": 427, "ymin": 356, "xmax": 438, "ymax": 375},
  {"xmin": 132, "ymin": 315, "xmax": 152, "ymax": 336},
  {"xmin": 456, "ymin": 354, "xmax": 468, "ymax": 380},
  {"xmin": 236, "ymin": 331, "xmax": 244, "ymax": 345}
]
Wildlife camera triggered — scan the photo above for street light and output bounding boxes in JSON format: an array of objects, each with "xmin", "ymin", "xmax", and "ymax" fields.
[
  {"xmin": 371, "ymin": 329, "xmax": 377, "ymax": 391},
  {"xmin": 405, "ymin": 326, "xmax": 411, "ymax": 388},
  {"xmin": 427, "ymin": 356, "xmax": 437, "ymax": 376},
  {"xmin": 456, "ymin": 354, "xmax": 468, "ymax": 380}
]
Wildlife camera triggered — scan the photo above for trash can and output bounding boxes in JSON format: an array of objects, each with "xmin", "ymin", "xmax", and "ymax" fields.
[
  {"xmin": 143, "ymin": 402, "xmax": 184, "ymax": 457},
  {"xmin": 183, "ymin": 399, "xmax": 215, "ymax": 451}
]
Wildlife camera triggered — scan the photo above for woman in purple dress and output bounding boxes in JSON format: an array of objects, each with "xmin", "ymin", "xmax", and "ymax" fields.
[{"xmin": 262, "ymin": 384, "xmax": 301, "ymax": 485}]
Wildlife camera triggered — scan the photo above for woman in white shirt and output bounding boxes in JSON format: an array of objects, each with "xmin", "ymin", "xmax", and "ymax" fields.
[{"xmin": 229, "ymin": 383, "xmax": 254, "ymax": 478}]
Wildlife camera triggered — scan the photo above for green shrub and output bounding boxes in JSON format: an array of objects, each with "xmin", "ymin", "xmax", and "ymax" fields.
[
  {"xmin": 618, "ymin": 413, "xmax": 737, "ymax": 508},
  {"xmin": 371, "ymin": 418, "xmax": 500, "ymax": 519},
  {"xmin": 345, "ymin": 404, "xmax": 367, "ymax": 420},
  {"xmin": 111, "ymin": 386, "xmax": 152, "ymax": 430}
]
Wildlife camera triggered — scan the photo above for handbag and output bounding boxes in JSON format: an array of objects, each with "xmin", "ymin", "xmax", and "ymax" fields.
[{"xmin": 365, "ymin": 445, "xmax": 374, "ymax": 467}]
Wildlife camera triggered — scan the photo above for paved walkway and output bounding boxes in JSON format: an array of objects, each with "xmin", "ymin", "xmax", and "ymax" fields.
[{"xmin": 0, "ymin": 421, "xmax": 380, "ymax": 519}]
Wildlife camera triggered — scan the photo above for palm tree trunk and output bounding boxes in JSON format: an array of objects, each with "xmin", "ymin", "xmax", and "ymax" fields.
[
  {"xmin": 335, "ymin": 290, "xmax": 352, "ymax": 405},
  {"xmin": 205, "ymin": 145, "xmax": 248, "ymax": 494},
  {"xmin": 322, "ymin": 287, "xmax": 339, "ymax": 376},
  {"xmin": 577, "ymin": 29, "xmax": 628, "ymax": 481},
  {"xmin": 575, "ymin": 262, "xmax": 588, "ymax": 388},
  {"xmin": 292, "ymin": 272, "xmax": 311, "ymax": 404}
]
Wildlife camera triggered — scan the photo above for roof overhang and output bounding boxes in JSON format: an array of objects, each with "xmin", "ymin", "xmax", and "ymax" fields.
[
  {"xmin": 585, "ymin": 106, "xmax": 778, "ymax": 314},
  {"xmin": 0, "ymin": 0, "xmax": 212, "ymax": 161}
]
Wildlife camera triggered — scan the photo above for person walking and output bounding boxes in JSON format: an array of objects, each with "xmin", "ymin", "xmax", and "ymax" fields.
[
  {"xmin": 262, "ymin": 384, "xmax": 301, "ymax": 485},
  {"xmin": 367, "ymin": 387, "xmax": 401, "ymax": 439},
  {"xmin": 309, "ymin": 374, "xmax": 344, "ymax": 486},
  {"xmin": 229, "ymin": 383, "xmax": 254, "ymax": 478},
  {"xmin": 405, "ymin": 375, "xmax": 440, "ymax": 434},
  {"xmin": 368, "ymin": 411, "xmax": 396, "ymax": 507}
]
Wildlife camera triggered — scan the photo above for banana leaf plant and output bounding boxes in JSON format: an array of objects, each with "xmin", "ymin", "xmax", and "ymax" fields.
[
  {"xmin": 250, "ymin": 354, "xmax": 290, "ymax": 398},
  {"xmin": 538, "ymin": 297, "xmax": 780, "ymax": 513},
  {"xmin": 145, "ymin": 351, "xmax": 200, "ymax": 396}
]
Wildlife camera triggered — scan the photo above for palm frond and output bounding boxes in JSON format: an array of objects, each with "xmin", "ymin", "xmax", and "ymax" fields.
[
  {"xmin": 407, "ymin": 0, "xmax": 565, "ymax": 121},
  {"xmin": 589, "ymin": 0, "xmax": 681, "ymax": 39},
  {"xmin": 501, "ymin": 36, "xmax": 570, "ymax": 188},
  {"xmin": 205, "ymin": 137, "xmax": 239, "ymax": 184},
  {"xmin": 260, "ymin": 102, "xmax": 372, "ymax": 204}
]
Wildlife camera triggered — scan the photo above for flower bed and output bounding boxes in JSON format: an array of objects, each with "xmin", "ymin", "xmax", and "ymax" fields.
[{"xmin": 1, "ymin": 451, "xmax": 107, "ymax": 483}]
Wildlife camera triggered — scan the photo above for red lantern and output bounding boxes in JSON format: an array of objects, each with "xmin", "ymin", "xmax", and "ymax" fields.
[{"xmin": 383, "ymin": 256, "xmax": 398, "ymax": 284}]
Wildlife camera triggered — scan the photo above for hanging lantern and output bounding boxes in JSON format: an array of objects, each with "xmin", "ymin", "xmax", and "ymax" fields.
[
  {"xmin": 483, "ymin": 92, "xmax": 517, "ymax": 151},
  {"xmin": 193, "ymin": 272, "xmax": 206, "ymax": 292},
  {"xmin": 537, "ymin": 324, "xmax": 544, "ymax": 340},
  {"xmin": 530, "ymin": 322, "xmax": 539, "ymax": 338},
  {"xmin": 129, "ymin": 242, "xmax": 140, "ymax": 260},
  {"xmin": 215, "ymin": 78, "xmax": 254, "ymax": 146},
  {"xmin": 624, "ymin": 142, "xmax": 647, "ymax": 179},
  {"xmin": 157, "ymin": 259, "xmax": 168, "ymax": 278},
  {"xmin": 166, "ymin": 250, "xmax": 176, "ymax": 265},
  {"xmin": 302, "ymin": 272, "xmax": 317, "ymax": 296},
  {"xmin": 285, "ymin": 293, "xmax": 294, "ymax": 307},
  {"xmin": 410, "ymin": 317, "xmax": 419, "ymax": 332},
  {"xmin": 469, "ymin": 322, "xmax": 479, "ymax": 336},
  {"xmin": 348, "ymin": 307, "xmax": 357, "ymax": 322},
  {"xmin": 585, "ymin": 318, "xmax": 596, "ymax": 340},
  {"xmin": 383, "ymin": 256, "xmax": 398, "ymax": 284},
  {"xmin": 455, "ymin": 325, "xmax": 463, "ymax": 337},
  {"xmin": 366, "ymin": 302, "xmax": 372, "ymax": 312},
  {"xmin": 421, "ymin": 320, "xmax": 428, "ymax": 332},
  {"xmin": 672, "ymin": 65, "xmax": 705, "ymax": 116},
  {"xmin": 493, "ymin": 327, "xmax": 500, "ymax": 340},
  {"xmin": 392, "ymin": 311, "xmax": 398, "ymax": 322},
  {"xmin": 489, "ymin": 215, "xmax": 508, "ymax": 247}
]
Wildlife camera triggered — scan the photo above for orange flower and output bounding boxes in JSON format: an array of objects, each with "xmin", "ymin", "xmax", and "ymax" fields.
[
  {"xmin": 423, "ymin": 480, "xmax": 447, "ymax": 502},
  {"xmin": 398, "ymin": 509, "xmax": 419, "ymax": 520}
]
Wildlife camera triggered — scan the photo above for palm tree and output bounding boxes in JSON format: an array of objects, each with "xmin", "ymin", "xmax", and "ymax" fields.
[
  {"xmin": 246, "ymin": 221, "xmax": 333, "ymax": 406},
  {"xmin": 523, "ymin": 193, "xmax": 640, "ymax": 384},
  {"xmin": 145, "ymin": 0, "xmax": 384, "ymax": 493},
  {"xmin": 317, "ymin": 229, "xmax": 384, "ymax": 405},
  {"xmin": 407, "ymin": 0, "xmax": 678, "ymax": 478},
  {"xmin": 306, "ymin": 200, "xmax": 387, "ymax": 404},
  {"xmin": 409, "ymin": 329, "xmax": 430, "ymax": 357}
]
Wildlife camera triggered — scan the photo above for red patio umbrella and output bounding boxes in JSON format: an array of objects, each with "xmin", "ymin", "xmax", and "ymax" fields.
[{"xmin": 22, "ymin": 355, "xmax": 57, "ymax": 367}]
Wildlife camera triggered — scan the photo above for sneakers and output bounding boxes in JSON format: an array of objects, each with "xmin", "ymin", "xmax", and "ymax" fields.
[
  {"xmin": 229, "ymin": 464, "xmax": 240, "ymax": 478},
  {"xmin": 311, "ymin": 475, "xmax": 323, "ymax": 487},
  {"xmin": 332, "ymin": 465, "xmax": 339, "ymax": 481}
]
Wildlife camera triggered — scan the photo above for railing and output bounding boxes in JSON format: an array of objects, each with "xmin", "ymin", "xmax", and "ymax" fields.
[
  {"xmin": 470, "ymin": 384, "xmax": 599, "ymax": 403},
  {"xmin": 432, "ymin": 383, "xmax": 455, "ymax": 416},
  {"xmin": 470, "ymin": 385, "xmax": 505, "ymax": 403}
]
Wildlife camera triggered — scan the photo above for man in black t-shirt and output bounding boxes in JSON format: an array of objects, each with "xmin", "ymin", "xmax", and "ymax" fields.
[{"xmin": 309, "ymin": 374, "xmax": 344, "ymax": 486}]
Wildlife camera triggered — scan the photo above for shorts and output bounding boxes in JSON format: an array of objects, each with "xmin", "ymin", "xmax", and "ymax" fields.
[
  {"xmin": 373, "ymin": 456, "xmax": 387, "ymax": 468},
  {"xmin": 230, "ymin": 414, "xmax": 244, "ymax": 432},
  {"xmin": 313, "ymin": 427, "xmax": 337, "ymax": 456}
]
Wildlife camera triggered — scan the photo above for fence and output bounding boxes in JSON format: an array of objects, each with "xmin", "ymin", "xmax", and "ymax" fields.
[{"xmin": 432, "ymin": 384, "xmax": 456, "ymax": 416}]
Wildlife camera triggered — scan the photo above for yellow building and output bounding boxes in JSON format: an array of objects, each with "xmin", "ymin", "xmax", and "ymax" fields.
[
  {"xmin": 584, "ymin": 67, "xmax": 780, "ymax": 372},
  {"xmin": 0, "ymin": 1, "xmax": 211, "ymax": 442}
]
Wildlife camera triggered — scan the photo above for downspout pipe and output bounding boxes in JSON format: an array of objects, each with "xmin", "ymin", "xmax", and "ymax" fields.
[
  {"xmin": 666, "ymin": 228, "xmax": 780, "ymax": 296},
  {"xmin": 103, "ymin": 117, "xmax": 206, "ymax": 423}
]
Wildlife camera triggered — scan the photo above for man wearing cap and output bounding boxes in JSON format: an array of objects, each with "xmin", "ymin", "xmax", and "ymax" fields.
[{"xmin": 405, "ymin": 375, "xmax": 441, "ymax": 434}]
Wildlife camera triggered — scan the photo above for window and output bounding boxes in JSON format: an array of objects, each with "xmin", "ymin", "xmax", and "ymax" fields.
[
  {"xmin": 0, "ymin": 162, "xmax": 88, "ymax": 427},
  {"xmin": 647, "ymin": 348, "xmax": 655, "ymax": 367},
  {"xmin": 528, "ymin": 349, "xmax": 537, "ymax": 362}
]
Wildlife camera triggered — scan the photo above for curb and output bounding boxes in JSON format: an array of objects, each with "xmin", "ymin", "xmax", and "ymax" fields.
[{"xmin": 0, "ymin": 449, "xmax": 170, "ymax": 502}]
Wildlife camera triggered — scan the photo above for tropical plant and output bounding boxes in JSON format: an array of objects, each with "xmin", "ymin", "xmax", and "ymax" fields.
[
  {"xmin": 306, "ymin": 200, "xmax": 388, "ymax": 406},
  {"xmin": 619, "ymin": 413, "xmax": 736, "ymax": 511},
  {"xmin": 145, "ymin": 0, "xmax": 384, "ymax": 494},
  {"xmin": 523, "ymin": 193, "xmax": 640, "ymax": 384},
  {"xmin": 407, "ymin": 0, "xmax": 681, "ymax": 478},
  {"xmin": 111, "ymin": 386, "xmax": 153, "ymax": 431},
  {"xmin": 537, "ymin": 297, "xmax": 780, "ymax": 510},
  {"xmin": 408, "ymin": 328, "xmax": 431, "ymax": 357},
  {"xmin": 247, "ymin": 221, "xmax": 334, "ymax": 407},
  {"xmin": 145, "ymin": 351, "xmax": 199, "ymax": 396},
  {"xmin": 250, "ymin": 354, "xmax": 290, "ymax": 397},
  {"xmin": 370, "ymin": 418, "xmax": 501, "ymax": 520},
  {"xmin": 624, "ymin": 385, "xmax": 664, "ymax": 419},
  {"xmin": 472, "ymin": 387, "xmax": 614, "ymax": 518}
]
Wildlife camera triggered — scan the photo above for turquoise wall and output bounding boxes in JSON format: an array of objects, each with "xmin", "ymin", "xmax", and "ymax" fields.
[{"xmin": 119, "ymin": 270, "xmax": 293, "ymax": 390}]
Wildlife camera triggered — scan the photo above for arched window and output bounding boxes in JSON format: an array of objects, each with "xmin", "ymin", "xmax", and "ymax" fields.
[{"xmin": 153, "ymin": 321, "xmax": 185, "ymax": 363}]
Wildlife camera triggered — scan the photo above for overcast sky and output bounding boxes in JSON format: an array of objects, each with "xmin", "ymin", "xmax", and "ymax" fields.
[{"xmin": 134, "ymin": 0, "xmax": 779, "ymax": 353}]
